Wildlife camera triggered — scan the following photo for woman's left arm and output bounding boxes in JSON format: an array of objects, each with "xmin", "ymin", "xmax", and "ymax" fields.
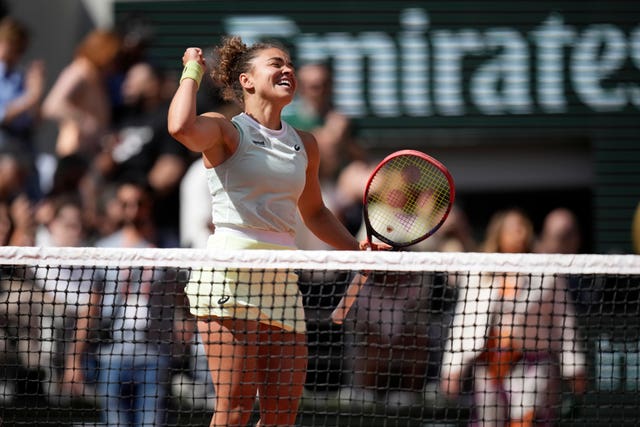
[{"xmin": 297, "ymin": 131, "xmax": 362, "ymax": 251}]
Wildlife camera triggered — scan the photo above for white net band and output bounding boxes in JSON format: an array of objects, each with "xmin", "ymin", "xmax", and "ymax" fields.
[
  {"xmin": 0, "ymin": 246, "xmax": 638, "ymax": 274},
  {"xmin": 1, "ymin": 245, "xmax": 639, "ymax": 426}
]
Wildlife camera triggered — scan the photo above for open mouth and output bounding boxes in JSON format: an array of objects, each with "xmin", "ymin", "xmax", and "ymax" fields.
[{"xmin": 277, "ymin": 78, "xmax": 293, "ymax": 88}]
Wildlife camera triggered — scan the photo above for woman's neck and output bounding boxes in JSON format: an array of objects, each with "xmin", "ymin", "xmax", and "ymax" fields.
[{"xmin": 244, "ymin": 99, "xmax": 284, "ymax": 130}]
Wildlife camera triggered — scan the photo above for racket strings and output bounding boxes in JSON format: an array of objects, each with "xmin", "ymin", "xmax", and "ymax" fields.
[{"xmin": 367, "ymin": 155, "xmax": 452, "ymax": 245}]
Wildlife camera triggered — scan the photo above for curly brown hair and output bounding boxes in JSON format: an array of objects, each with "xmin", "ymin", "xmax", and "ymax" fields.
[{"xmin": 211, "ymin": 36, "xmax": 289, "ymax": 105}]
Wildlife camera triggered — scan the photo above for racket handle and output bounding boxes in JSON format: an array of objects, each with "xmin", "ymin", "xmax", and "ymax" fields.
[{"xmin": 330, "ymin": 272, "xmax": 369, "ymax": 324}]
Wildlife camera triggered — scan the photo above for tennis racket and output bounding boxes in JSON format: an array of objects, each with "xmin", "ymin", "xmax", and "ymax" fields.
[{"xmin": 331, "ymin": 149, "xmax": 455, "ymax": 324}]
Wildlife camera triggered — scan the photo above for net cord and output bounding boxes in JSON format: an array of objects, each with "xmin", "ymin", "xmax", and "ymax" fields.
[{"xmin": 0, "ymin": 246, "xmax": 638, "ymax": 275}]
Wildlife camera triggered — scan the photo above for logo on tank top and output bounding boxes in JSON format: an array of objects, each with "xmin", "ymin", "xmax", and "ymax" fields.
[
  {"xmin": 252, "ymin": 139, "xmax": 266, "ymax": 146},
  {"xmin": 294, "ymin": 144, "xmax": 301, "ymax": 151},
  {"xmin": 217, "ymin": 295, "xmax": 230, "ymax": 305}
]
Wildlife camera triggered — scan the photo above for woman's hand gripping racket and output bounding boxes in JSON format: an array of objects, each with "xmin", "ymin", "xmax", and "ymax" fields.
[{"xmin": 331, "ymin": 149, "xmax": 455, "ymax": 324}]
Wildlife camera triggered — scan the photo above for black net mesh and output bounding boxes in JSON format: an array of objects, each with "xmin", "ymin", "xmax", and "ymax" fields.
[{"xmin": 0, "ymin": 248, "xmax": 638, "ymax": 426}]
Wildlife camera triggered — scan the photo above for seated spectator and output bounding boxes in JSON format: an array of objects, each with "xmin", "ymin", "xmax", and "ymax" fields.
[
  {"xmin": 333, "ymin": 159, "xmax": 375, "ymax": 237},
  {"xmin": 406, "ymin": 204, "xmax": 477, "ymax": 253},
  {"xmin": 110, "ymin": 12, "xmax": 155, "ymax": 122},
  {"xmin": 62, "ymin": 264, "xmax": 188, "ymax": 426},
  {"xmin": 42, "ymin": 29, "xmax": 122, "ymax": 158},
  {"xmin": 283, "ymin": 62, "xmax": 363, "ymax": 184},
  {"xmin": 95, "ymin": 62, "xmax": 193, "ymax": 247},
  {"xmin": 33, "ymin": 153, "xmax": 92, "ymax": 243},
  {"xmin": 60, "ymin": 178, "xmax": 192, "ymax": 425},
  {"xmin": 0, "ymin": 148, "xmax": 35, "ymax": 246},
  {"xmin": 89, "ymin": 181, "xmax": 123, "ymax": 244},
  {"xmin": 95, "ymin": 177, "xmax": 156, "ymax": 248},
  {"xmin": 35, "ymin": 193, "xmax": 87, "ymax": 247},
  {"xmin": 33, "ymin": 195, "xmax": 94, "ymax": 403},
  {"xmin": 535, "ymin": 207, "xmax": 597, "ymax": 311},
  {"xmin": 170, "ymin": 303, "xmax": 216, "ymax": 411},
  {"xmin": 535, "ymin": 207, "xmax": 582, "ymax": 254},
  {"xmin": 440, "ymin": 208, "xmax": 587, "ymax": 426},
  {"xmin": 480, "ymin": 207, "xmax": 534, "ymax": 253},
  {"xmin": 0, "ymin": 16, "xmax": 47, "ymax": 201},
  {"xmin": 0, "ymin": 274, "xmax": 61, "ymax": 404},
  {"xmin": 340, "ymin": 270, "xmax": 432, "ymax": 407}
]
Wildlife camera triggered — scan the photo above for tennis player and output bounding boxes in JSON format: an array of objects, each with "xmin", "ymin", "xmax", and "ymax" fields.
[{"xmin": 168, "ymin": 36, "xmax": 384, "ymax": 427}]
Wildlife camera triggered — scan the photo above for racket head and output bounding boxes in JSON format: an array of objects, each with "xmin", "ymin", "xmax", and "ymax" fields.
[{"xmin": 362, "ymin": 149, "xmax": 455, "ymax": 248}]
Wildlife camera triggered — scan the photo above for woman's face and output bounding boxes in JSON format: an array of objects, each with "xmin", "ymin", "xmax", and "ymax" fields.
[
  {"xmin": 49, "ymin": 204, "xmax": 84, "ymax": 247},
  {"xmin": 244, "ymin": 47, "xmax": 296, "ymax": 104},
  {"xmin": 498, "ymin": 211, "xmax": 531, "ymax": 253}
]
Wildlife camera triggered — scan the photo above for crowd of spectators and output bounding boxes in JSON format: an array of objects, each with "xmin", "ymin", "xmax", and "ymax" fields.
[
  {"xmin": 0, "ymin": 20, "xmax": 198, "ymax": 251},
  {"xmin": 0, "ymin": 16, "xmax": 207, "ymax": 423},
  {"xmin": 0, "ymin": 13, "xmax": 611, "ymax": 425}
]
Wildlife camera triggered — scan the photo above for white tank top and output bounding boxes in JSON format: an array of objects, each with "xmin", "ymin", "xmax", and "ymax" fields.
[{"xmin": 206, "ymin": 113, "xmax": 308, "ymax": 238}]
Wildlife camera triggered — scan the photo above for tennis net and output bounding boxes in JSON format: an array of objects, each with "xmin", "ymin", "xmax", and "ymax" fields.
[{"xmin": 0, "ymin": 246, "xmax": 638, "ymax": 426}]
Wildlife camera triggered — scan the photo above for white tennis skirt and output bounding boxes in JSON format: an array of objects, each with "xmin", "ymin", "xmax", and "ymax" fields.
[{"xmin": 185, "ymin": 227, "xmax": 306, "ymax": 333}]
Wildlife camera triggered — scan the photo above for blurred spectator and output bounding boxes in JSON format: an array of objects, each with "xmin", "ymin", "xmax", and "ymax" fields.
[
  {"xmin": 334, "ymin": 159, "xmax": 374, "ymax": 237},
  {"xmin": 33, "ymin": 153, "xmax": 90, "ymax": 244},
  {"xmin": 337, "ymin": 172, "xmax": 472, "ymax": 409},
  {"xmin": 45, "ymin": 152, "xmax": 90, "ymax": 198},
  {"xmin": 0, "ymin": 16, "xmax": 44, "ymax": 148},
  {"xmin": 62, "ymin": 264, "xmax": 186, "ymax": 426},
  {"xmin": 0, "ymin": 274, "xmax": 61, "ymax": 404},
  {"xmin": 32, "ymin": 194, "xmax": 94, "ymax": 403},
  {"xmin": 35, "ymin": 193, "xmax": 86, "ymax": 247},
  {"xmin": 282, "ymin": 62, "xmax": 363, "ymax": 184},
  {"xmin": 42, "ymin": 29, "xmax": 122, "ymax": 158},
  {"xmin": 535, "ymin": 207, "xmax": 599, "ymax": 312},
  {"xmin": 95, "ymin": 178, "xmax": 156, "ymax": 248},
  {"xmin": 110, "ymin": 12, "xmax": 154, "ymax": 122},
  {"xmin": 440, "ymin": 208, "xmax": 587, "ymax": 426},
  {"xmin": 410, "ymin": 204, "xmax": 477, "ymax": 393},
  {"xmin": 0, "ymin": 195, "xmax": 33, "ymax": 246},
  {"xmin": 0, "ymin": 16, "xmax": 46, "ymax": 200},
  {"xmin": 407, "ymin": 204, "xmax": 477, "ymax": 253},
  {"xmin": 340, "ymin": 271, "xmax": 432, "ymax": 407},
  {"xmin": 480, "ymin": 207, "xmax": 534, "ymax": 253},
  {"xmin": 0, "ymin": 148, "xmax": 35, "ymax": 245},
  {"xmin": 431, "ymin": 205, "xmax": 477, "ymax": 252},
  {"xmin": 95, "ymin": 62, "xmax": 192, "ymax": 247},
  {"xmin": 170, "ymin": 303, "xmax": 216, "ymax": 411},
  {"xmin": 1, "ymin": 150, "xmax": 68, "ymax": 401},
  {"xmin": 60, "ymin": 177, "xmax": 186, "ymax": 425},
  {"xmin": 535, "ymin": 207, "xmax": 582, "ymax": 254},
  {"xmin": 90, "ymin": 181, "xmax": 123, "ymax": 244}
]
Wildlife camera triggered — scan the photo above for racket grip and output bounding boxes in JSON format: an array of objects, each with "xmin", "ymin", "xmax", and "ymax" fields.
[{"xmin": 330, "ymin": 272, "xmax": 369, "ymax": 324}]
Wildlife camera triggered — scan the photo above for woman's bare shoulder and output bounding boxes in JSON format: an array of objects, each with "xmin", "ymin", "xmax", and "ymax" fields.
[{"xmin": 293, "ymin": 128, "xmax": 318, "ymax": 152}]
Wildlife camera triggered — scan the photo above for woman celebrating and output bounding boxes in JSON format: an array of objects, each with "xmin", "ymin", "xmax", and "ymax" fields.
[{"xmin": 168, "ymin": 36, "xmax": 382, "ymax": 426}]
